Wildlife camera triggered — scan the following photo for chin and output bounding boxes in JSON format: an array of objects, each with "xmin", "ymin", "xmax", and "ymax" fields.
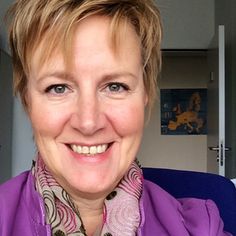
[{"xmin": 60, "ymin": 167, "xmax": 119, "ymax": 198}]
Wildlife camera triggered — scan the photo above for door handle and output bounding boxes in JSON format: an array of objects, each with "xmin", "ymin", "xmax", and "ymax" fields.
[
  {"xmin": 208, "ymin": 146, "xmax": 231, "ymax": 151},
  {"xmin": 208, "ymin": 146, "xmax": 219, "ymax": 151},
  {"xmin": 208, "ymin": 146, "xmax": 231, "ymax": 165}
]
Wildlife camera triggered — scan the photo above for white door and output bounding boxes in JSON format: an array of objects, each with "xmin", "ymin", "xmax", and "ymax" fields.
[{"xmin": 207, "ymin": 25, "xmax": 226, "ymax": 176}]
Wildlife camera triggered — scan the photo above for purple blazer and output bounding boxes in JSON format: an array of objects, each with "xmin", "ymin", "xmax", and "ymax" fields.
[{"xmin": 0, "ymin": 171, "xmax": 231, "ymax": 236}]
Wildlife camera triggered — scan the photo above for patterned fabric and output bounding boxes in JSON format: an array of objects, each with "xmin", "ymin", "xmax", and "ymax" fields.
[
  {"xmin": 33, "ymin": 156, "xmax": 143, "ymax": 236},
  {"xmin": 33, "ymin": 157, "xmax": 86, "ymax": 235}
]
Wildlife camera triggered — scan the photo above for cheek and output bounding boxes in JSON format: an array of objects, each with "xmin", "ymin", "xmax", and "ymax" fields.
[
  {"xmin": 29, "ymin": 106, "xmax": 71, "ymax": 138},
  {"xmin": 106, "ymin": 101, "xmax": 145, "ymax": 136}
]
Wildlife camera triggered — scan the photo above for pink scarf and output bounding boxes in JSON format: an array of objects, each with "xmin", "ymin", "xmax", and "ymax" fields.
[{"xmin": 32, "ymin": 156, "xmax": 143, "ymax": 236}]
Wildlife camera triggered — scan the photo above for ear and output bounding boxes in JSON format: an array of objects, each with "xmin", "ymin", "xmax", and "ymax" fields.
[
  {"xmin": 23, "ymin": 91, "xmax": 31, "ymax": 114},
  {"xmin": 144, "ymin": 92, "xmax": 148, "ymax": 107}
]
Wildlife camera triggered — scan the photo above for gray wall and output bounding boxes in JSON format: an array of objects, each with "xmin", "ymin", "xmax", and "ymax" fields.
[
  {"xmin": 0, "ymin": 0, "xmax": 14, "ymax": 54},
  {"xmin": 0, "ymin": 50, "xmax": 13, "ymax": 183},
  {"xmin": 156, "ymin": 0, "xmax": 215, "ymax": 49},
  {"xmin": 1, "ymin": 0, "xmax": 215, "ymax": 54},
  {"xmin": 0, "ymin": 0, "xmax": 36, "ymax": 176},
  {"xmin": 11, "ymin": 98, "xmax": 36, "ymax": 176}
]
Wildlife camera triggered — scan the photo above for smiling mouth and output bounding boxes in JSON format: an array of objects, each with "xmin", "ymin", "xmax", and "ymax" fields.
[{"xmin": 70, "ymin": 143, "xmax": 111, "ymax": 155}]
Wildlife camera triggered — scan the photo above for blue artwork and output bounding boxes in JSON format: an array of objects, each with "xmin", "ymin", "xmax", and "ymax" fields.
[{"xmin": 161, "ymin": 89, "xmax": 207, "ymax": 135}]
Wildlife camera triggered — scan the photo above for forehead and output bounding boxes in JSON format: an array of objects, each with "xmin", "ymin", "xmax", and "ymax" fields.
[
  {"xmin": 72, "ymin": 15, "xmax": 141, "ymax": 63},
  {"xmin": 29, "ymin": 15, "xmax": 142, "ymax": 76}
]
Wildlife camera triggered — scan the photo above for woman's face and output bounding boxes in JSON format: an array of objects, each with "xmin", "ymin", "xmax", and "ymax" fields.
[{"xmin": 27, "ymin": 15, "xmax": 147, "ymax": 199}]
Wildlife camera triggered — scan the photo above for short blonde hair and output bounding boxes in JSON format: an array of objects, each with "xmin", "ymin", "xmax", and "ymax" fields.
[{"xmin": 7, "ymin": 0, "xmax": 162, "ymax": 112}]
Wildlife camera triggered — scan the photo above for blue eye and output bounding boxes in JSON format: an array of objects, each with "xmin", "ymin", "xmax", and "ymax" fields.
[
  {"xmin": 107, "ymin": 83, "xmax": 129, "ymax": 93},
  {"xmin": 45, "ymin": 84, "xmax": 69, "ymax": 94}
]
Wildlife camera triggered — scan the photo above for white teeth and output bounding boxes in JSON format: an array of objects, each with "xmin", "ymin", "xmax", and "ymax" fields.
[
  {"xmin": 97, "ymin": 145, "xmax": 103, "ymax": 153},
  {"xmin": 90, "ymin": 146, "xmax": 97, "ymax": 155},
  {"xmin": 82, "ymin": 146, "xmax": 89, "ymax": 154},
  {"xmin": 77, "ymin": 146, "xmax": 82, "ymax": 153},
  {"xmin": 71, "ymin": 144, "xmax": 108, "ymax": 155}
]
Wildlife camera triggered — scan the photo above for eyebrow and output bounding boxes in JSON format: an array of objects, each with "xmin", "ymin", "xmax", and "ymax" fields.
[
  {"xmin": 102, "ymin": 72, "xmax": 138, "ymax": 81},
  {"xmin": 36, "ymin": 70, "xmax": 138, "ymax": 84},
  {"xmin": 36, "ymin": 71, "xmax": 74, "ymax": 83}
]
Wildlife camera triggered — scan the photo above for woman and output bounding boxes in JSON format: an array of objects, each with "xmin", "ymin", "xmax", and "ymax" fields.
[{"xmin": 0, "ymin": 0, "xmax": 231, "ymax": 235}]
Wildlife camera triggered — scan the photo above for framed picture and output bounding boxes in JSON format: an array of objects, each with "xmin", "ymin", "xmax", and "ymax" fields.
[{"xmin": 161, "ymin": 89, "xmax": 207, "ymax": 135}]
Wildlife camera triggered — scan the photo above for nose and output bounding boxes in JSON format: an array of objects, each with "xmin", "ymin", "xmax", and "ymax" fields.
[{"xmin": 70, "ymin": 92, "xmax": 106, "ymax": 135}]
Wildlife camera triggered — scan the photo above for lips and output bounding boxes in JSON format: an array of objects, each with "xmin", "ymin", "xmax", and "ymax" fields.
[{"xmin": 70, "ymin": 143, "xmax": 109, "ymax": 155}]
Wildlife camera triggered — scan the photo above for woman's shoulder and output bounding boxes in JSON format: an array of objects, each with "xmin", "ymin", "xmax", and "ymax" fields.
[
  {"xmin": 0, "ymin": 171, "xmax": 30, "ymax": 198},
  {"xmin": 0, "ymin": 171, "xmax": 31, "ymax": 216},
  {"xmin": 142, "ymin": 179, "xmax": 222, "ymax": 215},
  {"xmin": 0, "ymin": 171, "xmax": 50, "ymax": 236},
  {"xmin": 140, "ymin": 179, "xmax": 231, "ymax": 236}
]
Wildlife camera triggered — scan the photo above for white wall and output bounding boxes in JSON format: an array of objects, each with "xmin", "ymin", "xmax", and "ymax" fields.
[{"xmin": 138, "ymin": 55, "xmax": 208, "ymax": 172}]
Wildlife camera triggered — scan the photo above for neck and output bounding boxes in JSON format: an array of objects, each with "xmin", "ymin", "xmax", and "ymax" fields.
[{"xmin": 72, "ymin": 195, "xmax": 105, "ymax": 236}]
